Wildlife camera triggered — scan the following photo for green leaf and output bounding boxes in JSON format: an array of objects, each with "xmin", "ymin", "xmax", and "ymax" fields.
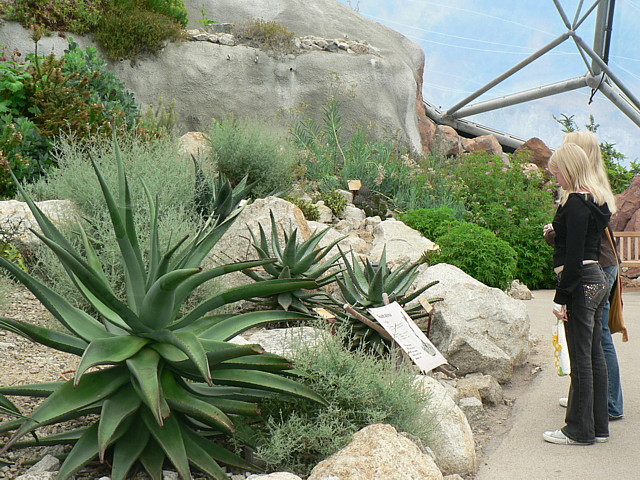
[
  {"xmin": 75, "ymin": 336, "xmax": 150, "ymax": 386},
  {"xmin": 161, "ymin": 371, "xmax": 235, "ymax": 434},
  {"xmin": 0, "ymin": 316, "xmax": 87, "ymax": 356},
  {"xmin": 139, "ymin": 268, "xmax": 201, "ymax": 329},
  {"xmin": 98, "ymin": 385, "xmax": 141, "ymax": 460},
  {"xmin": 181, "ymin": 431, "xmax": 229, "ymax": 480},
  {"xmin": 174, "ymin": 259, "xmax": 276, "ymax": 310},
  {"xmin": 197, "ymin": 310, "xmax": 310, "ymax": 341},
  {"xmin": 0, "ymin": 256, "xmax": 112, "ymax": 342},
  {"xmin": 174, "ymin": 279, "xmax": 316, "ymax": 329},
  {"xmin": 11, "ymin": 427, "xmax": 88, "ymax": 448},
  {"xmin": 126, "ymin": 348, "xmax": 163, "ymax": 425},
  {"xmin": 144, "ymin": 330, "xmax": 211, "ymax": 384},
  {"xmin": 182, "ymin": 426, "xmax": 258, "ymax": 478},
  {"xmin": 57, "ymin": 423, "xmax": 100, "ymax": 480},
  {"xmin": 0, "ymin": 368, "xmax": 129, "ymax": 454},
  {"xmin": 0, "ymin": 394, "xmax": 21, "ymax": 418},
  {"xmin": 0, "ymin": 382, "xmax": 62, "ymax": 397},
  {"xmin": 212, "ymin": 369, "xmax": 327, "ymax": 406},
  {"xmin": 111, "ymin": 417, "xmax": 149, "ymax": 480},
  {"xmin": 217, "ymin": 354, "xmax": 293, "ymax": 372},
  {"xmin": 141, "ymin": 408, "xmax": 191, "ymax": 480},
  {"xmin": 139, "ymin": 438, "xmax": 165, "ymax": 480},
  {"xmin": 89, "ymin": 154, "xmax": 146, "ymax": 313}
]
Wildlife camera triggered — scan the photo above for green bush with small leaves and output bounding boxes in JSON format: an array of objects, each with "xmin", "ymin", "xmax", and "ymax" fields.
[
  {"xmin": 448, "ymin": 151, "xmax": 556, "ymax": 289},
  {"xmin": 319, "ymin": 190, "xmax": 347, "ymax": 217},
  {"xmin": 284, "ymin": 196, "xmax": 320, "ymax": 221},
  {"xmin": 94, "ymin": 7, "xmax": 183, "ymax": 60},
  {"xmin": 5, "ymin": 0, "xmax": 105, "ymax": 34},
  {"xmin": 400, "ymin": 206, "xmax": 461, "ymax": 241},
  {"xmin": 254, "ymin": 327, "xmax": 436, "ymax": 476},
  {"xmin": 427, "ymin": 222, "xmax": 518, "ymax": 290}
]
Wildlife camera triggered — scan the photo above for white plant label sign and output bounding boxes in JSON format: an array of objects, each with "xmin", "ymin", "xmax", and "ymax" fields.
[{"xmin": 368, "ymin": 301, "xmax": 447, "ymax": 373}]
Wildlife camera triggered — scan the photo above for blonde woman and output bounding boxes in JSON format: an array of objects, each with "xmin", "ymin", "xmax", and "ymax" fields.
[
  {"xmin": 543, "ymin": 143, "xmax": 611, "ymax": 445},
  {"xmin": 544, "ymin": 131, "xmax": 623, "ymax": 421}
]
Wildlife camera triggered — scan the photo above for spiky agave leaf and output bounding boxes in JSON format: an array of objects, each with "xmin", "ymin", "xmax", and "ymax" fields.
[
  {"xmin": 243, "ymin": 210, "xmax": 345, "ymax": 313},
  {"xmin": 0, "ymin": 137, "xmax": 326, "ymax": 480},
  {"xmin": 324, "ymin": 247, "xmax": 442, "ymax": 353}
]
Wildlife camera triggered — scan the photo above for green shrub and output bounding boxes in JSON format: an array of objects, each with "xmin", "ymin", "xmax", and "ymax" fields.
[
  {"xmin": 319, "ymin": 189, "xmax": 347, "ymax": 217},
  {"xmin": 427, "ymin": 222, "xmax": 518, "ymax": 290},
  {"xmin": 94, "ymin": 7, "xmax": 182, "ymax": 60},
  {"xmin": 449, "ymin": 152, "xmax": 556, "ymax": 289},
  {"xmin": 284, "ymin": 196, "xmax": 320, "ymax": 221},
  {"xmin": 400, "ymin": 206, "xmax": 461, "ymax": 241},
  {"xmin": 254, "ymin": 327, "xmax": 436, "ymax": 476},
  {"xmin": 6, "ymin": 0, "xmax": 105, "ymax": 34},
  {"xmin": 0, "ymin": 41, "xmax": 139, "ymax": 196},
  {"xmin": 0, "ymin": 116, "xmax": 53, "ymax": 198},
  {"xmin": 110, "ymin": 0, "xmax": 188, "ymax": 27},
  {"xmin": 232, "ymin": 19, "xmax": 296, "ymax": 55},
  {"xmin": 61, "ymin": 39, "xmax": 139, "ymax": 128},
  {"xmin": 208, "ymin": 118, "xmax": 297, "ymax": 198}
]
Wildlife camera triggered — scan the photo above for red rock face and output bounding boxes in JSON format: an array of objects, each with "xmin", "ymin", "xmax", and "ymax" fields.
[
  {"xmin": 513, "ymin": 137, "xmax": 552, "ymax": 171},
  {"xmin": 462, "ymin": 135, "xmax": 503, "ymax": 156},
  {"xmin": 611, "ymin": 175, "xmax": 640, "ymax": 232},
  {"xmin": 415, "ymin": 61, "xmax": 436, "ymax": 152}
]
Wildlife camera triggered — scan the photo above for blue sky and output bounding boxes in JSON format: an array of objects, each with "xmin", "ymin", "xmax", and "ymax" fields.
[{"xmin": 337, "ymin": 0, "xmax": 640, "ymax": 164}]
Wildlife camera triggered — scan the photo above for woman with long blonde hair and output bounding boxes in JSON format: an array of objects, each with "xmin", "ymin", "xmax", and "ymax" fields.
[
  {"xmin": 543, "ymin": 143, "xmax": 611, "ymax": 445},
  {"xmin": 544, "ymin": 131, "xmax": 624, "ymax": 421}
]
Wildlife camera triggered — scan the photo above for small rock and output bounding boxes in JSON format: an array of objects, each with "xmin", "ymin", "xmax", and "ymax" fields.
[{"xmin": 163, "ymin": 470, "xmax": 179, "ymax": 480}]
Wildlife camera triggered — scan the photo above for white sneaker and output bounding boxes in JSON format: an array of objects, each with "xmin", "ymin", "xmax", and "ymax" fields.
[
  {"xmin": 559, "ymin": 397, "xmax": 568, "ymax": 408},
  {"xmin": 543, "ymin": 429, "xmax": 592, "ymax": 445},
  {"xmin": 595, "ymin": 436, "xmax": 609, "ymax": 443}
]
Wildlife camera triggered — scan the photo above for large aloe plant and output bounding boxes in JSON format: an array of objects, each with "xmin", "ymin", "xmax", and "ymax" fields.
[
  {"xmin": 324, "ymin": 248, "xmax": 442, "ymax": 354},
  {"xmin": 242, "ymin": 211, "xmax": 344, "ymax": 314},
  {"xmin": 0, "ymin": 142, "xmax": 325, "ymax": 480}
]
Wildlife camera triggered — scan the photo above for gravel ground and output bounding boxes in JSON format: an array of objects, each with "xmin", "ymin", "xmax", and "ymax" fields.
[{"xmin": 0, "ymin": 283, "xmax": 81, "ymax": 478}]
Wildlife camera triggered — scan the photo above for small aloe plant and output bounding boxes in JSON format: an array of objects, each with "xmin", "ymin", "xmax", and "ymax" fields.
[
  {"xmin": 0, "ymin": 142, "xmax": 326, "ymax": 480},
  {"xmin": 324, "ymin": 248, "xmax": 441, "ymax": 354},
  {"xmin": 243, "ymin": 211, "xmax": 344, "ymax": 313}
]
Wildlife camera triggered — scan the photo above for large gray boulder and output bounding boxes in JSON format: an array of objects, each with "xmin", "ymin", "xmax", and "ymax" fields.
[
  {"xmin": 415, "ymin": 263, "xmax": 532, "ymax": 383},
  {"xmin": 0, "ymin": 0, "xmax": 427, "ymax": 152},
  {"xmin": 413, "ymin": 376, "xmax": 477, "ymax": 476},
  {"xmin": 0, "ymin": 199, "xmax": 77, "ymax": 245}
]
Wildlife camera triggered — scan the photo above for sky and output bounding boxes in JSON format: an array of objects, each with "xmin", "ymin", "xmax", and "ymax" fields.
[{"xmin": 337, "ymin": 0, "xmax": 640, "ymax": 164}]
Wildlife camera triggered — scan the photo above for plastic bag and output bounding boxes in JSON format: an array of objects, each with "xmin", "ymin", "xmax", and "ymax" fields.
[{"xmin": 552, "ymin": 319, "xmax": 571, "ymax": 376}]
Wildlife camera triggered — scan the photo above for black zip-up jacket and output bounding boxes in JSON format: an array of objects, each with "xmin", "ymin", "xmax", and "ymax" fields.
[{"xmin": 552, "ymin": 193, "xmax": 611, "ymax": 305}]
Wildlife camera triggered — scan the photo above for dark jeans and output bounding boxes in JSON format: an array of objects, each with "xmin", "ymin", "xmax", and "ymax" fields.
[{"xmin": 561, "ymin": 263, "xmax": 609, "ymax": 443}]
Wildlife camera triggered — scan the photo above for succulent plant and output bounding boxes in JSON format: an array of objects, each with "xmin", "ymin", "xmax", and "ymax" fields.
[
  {"xmin": 243, "ymin": 211, "xmax": 344, "ymax": 314},
  {"xmin": 324, "ymin": 248, "xmax": 441, "ymax": 354},
  {"xmin": 0, "ymin": 142, "xmax": 325, "ymax": 480}
]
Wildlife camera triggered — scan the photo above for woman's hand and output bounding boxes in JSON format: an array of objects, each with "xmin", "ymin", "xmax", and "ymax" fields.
[
  {"xmin": 553, "ymin": 303, "xmax": 568, "ymax": 321},
  {"xmin": 543, "ymin": 223, "xmax": 554, "ymax": 235}
]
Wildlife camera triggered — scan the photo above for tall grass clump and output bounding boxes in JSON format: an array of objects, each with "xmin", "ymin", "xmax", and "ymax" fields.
[
  {"xmin": 24, "ymin": 133, "xmax": 206, "ymax": 306},
  {"xmin": 207, "ymin": 118, "xmax": 297, "ymax": 198},
  {"xmin": 253, "ymin": 326, "xmax": 436, "ymax": 476},
  {"xmin": 291, "ymin": 99, "xmax": 466, "ymax": 213}
]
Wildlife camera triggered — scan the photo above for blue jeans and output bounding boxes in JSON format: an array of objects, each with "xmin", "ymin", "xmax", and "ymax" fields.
[{"xmin": 601, "ymin": 264, "xmax": 624, "ymax": 417}]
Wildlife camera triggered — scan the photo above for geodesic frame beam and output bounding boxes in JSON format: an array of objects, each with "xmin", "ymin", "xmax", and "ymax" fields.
[{"xmin": 433, "ymin": 0, "xmax": 640, "ymax": 131}]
